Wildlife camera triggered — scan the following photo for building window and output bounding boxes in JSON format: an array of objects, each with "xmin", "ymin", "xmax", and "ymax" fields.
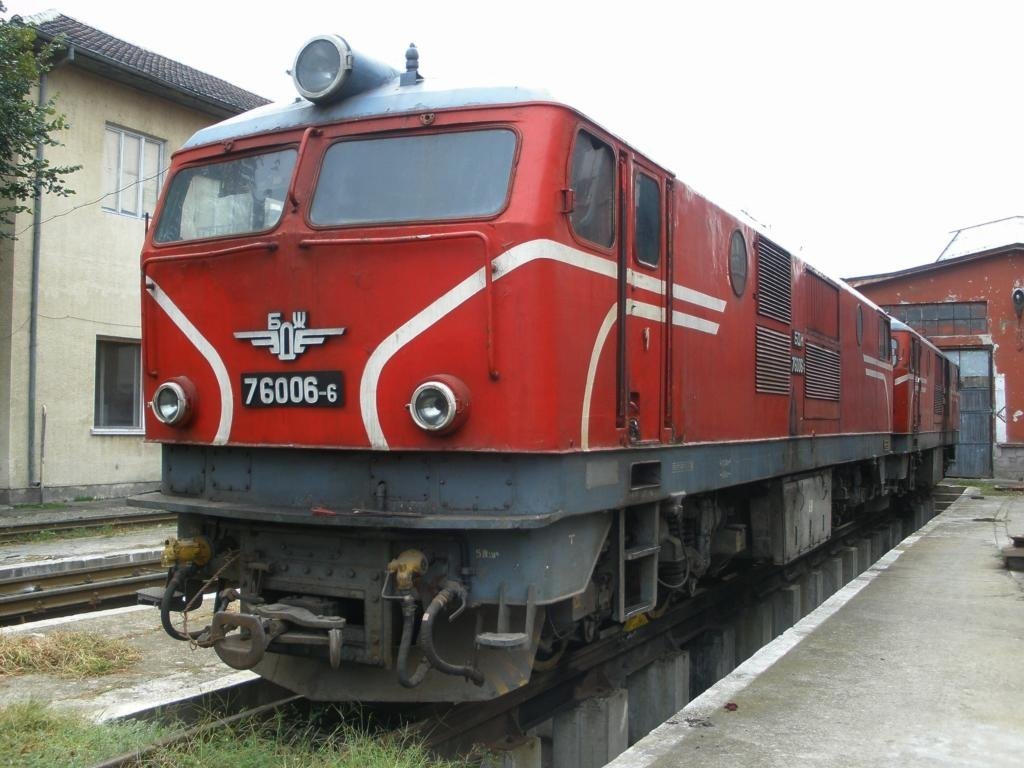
[
  {"xmin": 94, "ymin": 339, "xmax": 142, "ymax": 432},
  {"xmin": 102, "ymin": 125, "xmax": 165, "ymax": 217},
  {"xmin": 882, "ymin": 301, "xmax": 987, "ymax": 337}
]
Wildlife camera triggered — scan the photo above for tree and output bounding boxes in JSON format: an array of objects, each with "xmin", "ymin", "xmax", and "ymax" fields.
[{"xmin": 0, "ymin": 3, "xmax": 79, "ymax": 239}]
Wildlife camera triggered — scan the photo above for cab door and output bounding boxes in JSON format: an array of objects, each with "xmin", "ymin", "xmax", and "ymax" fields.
[{"xmin": 622, "ymin": 161, "xmax": 667, "ymax": 443}]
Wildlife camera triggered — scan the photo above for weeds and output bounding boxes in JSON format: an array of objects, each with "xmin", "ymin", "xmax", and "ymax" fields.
[
  {"xmin": 0, "ymin": 630, "xmax": 142, "ymax": 678},
  {"xmin": 144, "ymin": 715, "xmax": 477, "ymax": 767},
  {"xmin": 0, "ymin": 701, "xmax": 160, "ymax": 768},
  {"xmin": 0, "ymin": 702, "xmax": 476, "ymax": 768}
]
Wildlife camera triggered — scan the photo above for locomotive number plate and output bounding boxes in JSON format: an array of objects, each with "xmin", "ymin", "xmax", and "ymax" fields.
[{"xmin": 241, "ymin": 371, "xmax": 343, "ymax": 408}]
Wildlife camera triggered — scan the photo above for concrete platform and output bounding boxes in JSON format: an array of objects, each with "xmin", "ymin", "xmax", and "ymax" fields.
[
  {"xmin": 610, "ymin": 490, "xmax": 1024, "ymax": 768},
  {"xmin": 0, "ymin": 526, "xmax": 174, "ymax": 566},
  {"xmin": 0, "ymin": 499, "xmax": 162, "ymax": 527},
  {"xmin": 0, "ymin": 500, "xmax": 253, "ymax": 723},
  {"xmin": 0, "ymin": 597, "xmax": 252, "ymax": 722}
]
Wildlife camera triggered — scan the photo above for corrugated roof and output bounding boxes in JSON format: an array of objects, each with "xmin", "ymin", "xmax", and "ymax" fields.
[
  {"xmin": 937, "ymin": 216, "xmax": 1024, "ymax": 261},
  {"xmin": 25, "ymin": 12, "xmax": 269, "ymax": 115}
]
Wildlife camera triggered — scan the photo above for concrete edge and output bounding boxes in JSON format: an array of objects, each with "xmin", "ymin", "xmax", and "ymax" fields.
[
  {"xmin": 0, "ymin": 602, "xmax": 156, "ymax": 634},
  {"xmin": 0, "ymin": 547, "xmax": 163, "ymax": 580},
  {"xmin": 605, "ymin": 496, "xmax": 961, "ymax": 768},
  {"xmin": 93, "ymin": 669, "xmax": 260, "ymax": 722}
]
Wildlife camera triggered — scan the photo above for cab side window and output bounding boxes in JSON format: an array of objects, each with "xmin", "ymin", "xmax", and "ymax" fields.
[
  {"xmin": 569, "ymin": 130, "xmax": 616, "ymax": 248},
  {"xmin": 634, "ymin": 172, "xmax": 661, "ymax": 267}
]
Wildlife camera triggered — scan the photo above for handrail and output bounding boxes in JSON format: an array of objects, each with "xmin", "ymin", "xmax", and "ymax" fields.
[
  {"xmin": 142, "ymin": 240, "xmax": 278, "ymax": 271},
  {"xmin": 298, "ymin": 230, "xmax": 489, "ymax": 248}
]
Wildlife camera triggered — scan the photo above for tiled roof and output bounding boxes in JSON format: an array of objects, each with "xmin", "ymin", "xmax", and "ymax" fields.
[{"xmin": 26, "ymin": 12, "xmax": 269, "ymax": 115}]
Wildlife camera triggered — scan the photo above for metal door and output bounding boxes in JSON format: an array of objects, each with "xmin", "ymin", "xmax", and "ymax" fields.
[
  {"xmin": 945, "ymin": 349, "xmax": 992, "ymax": 478},
  {"xmin": 620, "ymin": 162, "xmax": 666, "ymax": 443}
]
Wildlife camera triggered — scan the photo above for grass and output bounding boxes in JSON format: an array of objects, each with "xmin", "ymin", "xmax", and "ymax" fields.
[
  {"xmin": 145, "ymin": 716, "xmax": 478, "ymax": 768},
  {"xmin": 0, "ymin": 701, "xmax": 161, "ymax": 768},
  {"xmin": 0, "ymin": 630, "xmax": 142, "ymax": 678},
  {"xmin": 0, "ymin": 702, "xmax": 478, "ymax": 768}
]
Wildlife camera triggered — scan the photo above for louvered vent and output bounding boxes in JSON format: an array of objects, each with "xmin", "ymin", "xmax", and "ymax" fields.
[
  {"xmin": 756, "ymin": 237, "xmax": 793, "ymax": 324},
  {"xmin": 934, "ymin": 359, "xmax": 945, "ymax": 415},
  {"xmin": 756, "ymin": 325, "xmax": 791, "ymax": 395},
  {"xmin": 805, "ymin": 343, "xmax": 841, "ymax": 400}
]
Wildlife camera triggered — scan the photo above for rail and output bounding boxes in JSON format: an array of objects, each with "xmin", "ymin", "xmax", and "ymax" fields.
[{"xmin": 0, "ymin": 554, "xmax": 165, "ymax": 621}]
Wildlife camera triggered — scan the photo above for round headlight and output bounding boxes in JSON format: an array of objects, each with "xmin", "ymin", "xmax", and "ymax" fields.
[
  {"xmin": 292, "ymin": 35, "xmax": 352, "ymax": 103},
  {"xmin": 410, "ymin": 382, "xmax": 456, "ymax": 431},
  {"xmin": 152, "ymin": 380, "xmax": 192, "ymax": 426},
  {"xmin": 408, "ymin": 377, "xmax": 471, "ymax": 434}
]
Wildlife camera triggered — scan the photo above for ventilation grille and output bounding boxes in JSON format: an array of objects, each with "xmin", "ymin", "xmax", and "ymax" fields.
[
  {"xmin": 805, "ymin": 343, "xmax": 841, "ymax": 400},
  {"xmin": 805, "ymin": 270, "xmax": 839, "ymax": 339},
  {"xmin": 756, "ymin": 237, "xmax": 793, "ymax": 324},
  {"xmin": 756, "ymin": 325, "xmax": 791, "ymax": 395},
  {"xmin": 934, "ymin": 360, "xmax": 945, "ymax": 415}
]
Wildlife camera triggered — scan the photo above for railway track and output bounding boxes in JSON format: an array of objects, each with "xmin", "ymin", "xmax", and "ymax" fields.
[
  {"xmin": 0, "ymin": 554, "xmax": 166, "ymax": 621},
  {"xmin": 0, "ymin": 511, "xmax": 176, "ymax": 545}
]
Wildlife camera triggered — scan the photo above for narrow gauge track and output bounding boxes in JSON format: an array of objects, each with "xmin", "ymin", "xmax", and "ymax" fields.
[
  {"xmin": 0, "ymin": 511, "xmax": 176, "ymax": 545},
  {"xmin": 0, "ymin": 555, "xmax": 165, "ymax": 622}
]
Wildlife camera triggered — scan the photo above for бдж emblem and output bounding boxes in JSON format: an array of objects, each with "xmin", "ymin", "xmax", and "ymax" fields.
[{"xmin": 234, "ymin": 311, "xmax": 346, "ymax": 361}]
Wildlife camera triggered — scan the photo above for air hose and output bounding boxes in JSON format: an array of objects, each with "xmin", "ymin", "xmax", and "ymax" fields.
[
  {"xmin": 396, "ymin": 583, "xmax": 484, "ymax": 688},
  {"xmin": 160, "ymin": 567, "xmax": 207, "ymax": 642}
]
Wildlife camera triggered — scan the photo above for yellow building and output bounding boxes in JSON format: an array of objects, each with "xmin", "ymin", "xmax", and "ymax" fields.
[{"xmin": 0, "ymin": 12, "xmax": 267, "ymax": 504}]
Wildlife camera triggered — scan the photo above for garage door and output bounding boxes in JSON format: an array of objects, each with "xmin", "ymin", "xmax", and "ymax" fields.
[{"xmin": 944, "ymin": 349, "xmax": 992, "ymax": 478}]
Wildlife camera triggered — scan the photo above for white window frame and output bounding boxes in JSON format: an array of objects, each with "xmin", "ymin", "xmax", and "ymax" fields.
[
  {"xmin": 92, "ymin": 337, "xmax": 145, "ymax": 436},
  {"xmin": 102, "ymin": 125, "xmax": 165, "ymax": 219}
]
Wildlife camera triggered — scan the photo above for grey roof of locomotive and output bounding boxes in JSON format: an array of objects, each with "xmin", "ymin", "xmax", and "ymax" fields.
[{"xmin": 182, "ymin": 80, "xmax": 556, "ymax": 149}]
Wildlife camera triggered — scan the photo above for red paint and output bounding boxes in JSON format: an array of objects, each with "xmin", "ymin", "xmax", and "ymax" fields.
[{"xmin": 139, "ymin": 103, "xmax": 922, "ymax": 453}]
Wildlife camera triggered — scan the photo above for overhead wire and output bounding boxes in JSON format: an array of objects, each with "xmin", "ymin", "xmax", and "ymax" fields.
[{"xmin": 15, "ymin": 165, "xmax": 168, "ymax": 237}]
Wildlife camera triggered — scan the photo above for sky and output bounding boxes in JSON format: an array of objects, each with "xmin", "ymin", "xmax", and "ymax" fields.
[{"xmin": 6, "ymin": 0, "xmax": 1022, "ymax": 279}]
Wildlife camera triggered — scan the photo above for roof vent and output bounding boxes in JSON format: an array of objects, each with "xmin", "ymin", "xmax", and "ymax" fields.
[{"xmin": 400, "ymin": 43, "xmax": 423, "ymax": 86}]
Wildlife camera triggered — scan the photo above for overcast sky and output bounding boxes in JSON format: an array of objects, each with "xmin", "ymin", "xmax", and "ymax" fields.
[{"xmin": 7, "ymin": 0, "xmax": 1022, "ymax": 279}]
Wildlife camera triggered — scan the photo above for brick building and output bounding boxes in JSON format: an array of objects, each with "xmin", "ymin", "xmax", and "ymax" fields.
[{"xmin": 849, "ymin": 217, "xmax": 1024, "ymax": 478}]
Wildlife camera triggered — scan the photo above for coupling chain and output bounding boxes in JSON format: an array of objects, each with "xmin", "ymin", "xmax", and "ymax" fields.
[{"xmin": 183, "ymin": 550, "xmax": 239, "ymax": 649}]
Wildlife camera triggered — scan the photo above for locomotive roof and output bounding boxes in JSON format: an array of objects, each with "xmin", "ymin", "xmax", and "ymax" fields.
[{"xmin": 182, "ymin": 80, "xmax": 558, "ymax": 149}]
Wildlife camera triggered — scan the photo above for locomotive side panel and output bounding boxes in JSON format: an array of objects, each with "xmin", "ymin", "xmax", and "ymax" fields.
[{"xmin": 672, "ymin": 190, "xmax": 791, "ymax": 443}]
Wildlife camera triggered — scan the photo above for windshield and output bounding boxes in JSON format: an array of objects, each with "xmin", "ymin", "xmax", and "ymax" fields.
[
  {"xmin": 310, "ymin": 129, "xmax": 516, "ymax": 226},
  {"xmin": 153, "ymin": 148, "xmax": 297, "ymax": 243}
]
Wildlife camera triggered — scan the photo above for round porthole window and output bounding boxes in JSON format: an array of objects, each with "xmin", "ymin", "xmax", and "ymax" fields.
[
  {"xmin": 729, "ymin": 230, "xmax": 747, "ymax": 297},
  {"xmin": 856, "ymin": 305, "xmax": 864, "ymax": 346}
]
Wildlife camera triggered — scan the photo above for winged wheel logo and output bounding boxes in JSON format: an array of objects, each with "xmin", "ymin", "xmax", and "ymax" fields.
[{"xmin": 234, "ymin": 311, "xmax": 346, "ymax": 361}]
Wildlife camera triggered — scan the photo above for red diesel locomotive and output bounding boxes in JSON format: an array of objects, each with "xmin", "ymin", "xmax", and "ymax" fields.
[
  {"xmin": 892, "ymin": 319, "xmax": 960, "ymax": 453},
  {"xmin": 138, "ymin": 36, "xmax": 957, "ymax": 702}
]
